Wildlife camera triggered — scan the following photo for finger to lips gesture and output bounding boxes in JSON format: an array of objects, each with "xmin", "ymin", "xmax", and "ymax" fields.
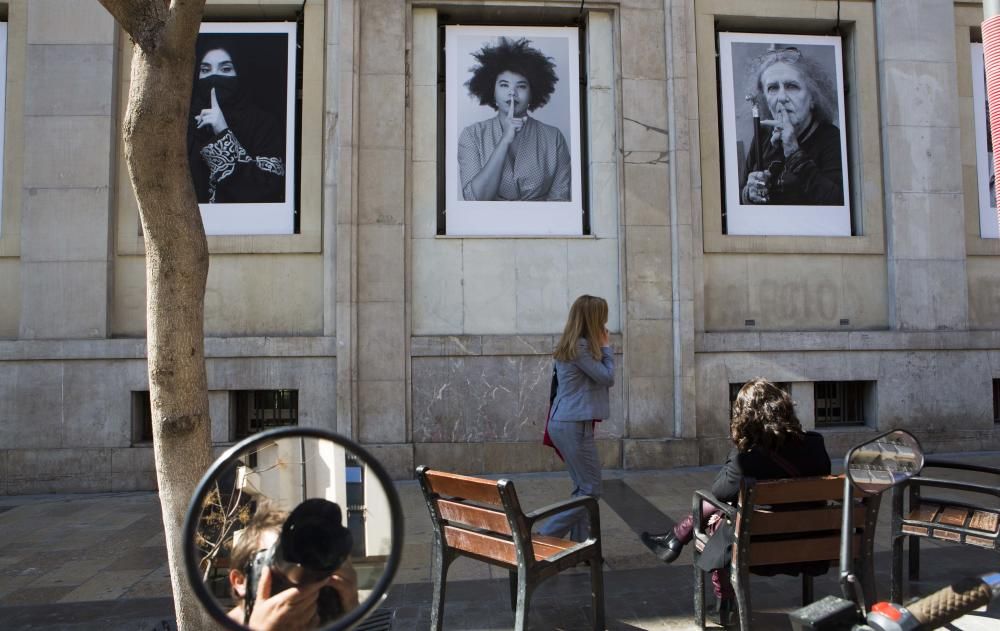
[
  {"xmin": 762, "ymin": 108, "xmax": 799, "ymax": 157},
  {"xmin": 502, "ymin": 95, "xmax": 525, "ymax": 143},
  {"xmin": 195, "ymin": 87, "xmax": 229, "ymax": 136}
]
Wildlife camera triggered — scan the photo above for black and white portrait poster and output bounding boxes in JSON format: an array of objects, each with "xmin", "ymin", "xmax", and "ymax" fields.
[
  {"xmin": 188, "ymin": 23, "xmax": 296, "ymax": 235},
  {"xmin": 445, "ymin": 26, "xmax": 583, "ymax": 236},
  {"xmin": 718, "ymin": 32, "xmax": 851, "ymax": 236},
  {"xmin": 971, "ymin": 43, "xmax": 998, "ymax": 238}
]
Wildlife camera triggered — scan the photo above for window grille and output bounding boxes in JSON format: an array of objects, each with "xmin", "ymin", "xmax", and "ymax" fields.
[
  {"xmin": 231, "ymin": 389, "xmax": 299, "ymax": 441},
  {"xmin": 814, "ymin": 381, "xmax": 867, "ymax": 427},
  {"xmin": 993, "ymin": 379, "xmax": 1000, "ymax": 423},
  {"xmin": 132, "ymin": 391, "xmax": 153, "ymax": 444}
]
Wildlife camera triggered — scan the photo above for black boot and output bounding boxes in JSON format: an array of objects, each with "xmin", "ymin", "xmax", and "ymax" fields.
[
  {"xmin": 716, "ymin": 597, "xmax": 736, "ymax": 627},
  {"xmin": 639, "ymin": 530, "xmax": 685, "ymax": 563}
]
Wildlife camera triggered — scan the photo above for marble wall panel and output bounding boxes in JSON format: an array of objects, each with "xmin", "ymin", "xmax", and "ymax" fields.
[{"xmin": 413, "ymin": 354, "xmax": 624, "ymax": 444}]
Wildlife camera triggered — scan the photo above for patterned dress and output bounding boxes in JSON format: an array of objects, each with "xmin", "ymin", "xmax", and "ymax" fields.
[{"xmin": 458, "ymin": 114, "xmax": 571, "ymax": 201}]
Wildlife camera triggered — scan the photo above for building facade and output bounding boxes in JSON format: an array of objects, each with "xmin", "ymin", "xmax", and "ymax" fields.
[{"xmin": 1, "ymin": 0, "xmax": 998, "ymax": 494}]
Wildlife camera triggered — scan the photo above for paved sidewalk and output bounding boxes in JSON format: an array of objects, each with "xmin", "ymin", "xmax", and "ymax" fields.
[{"xmin": 0, "ymin": 453, "xmax": 998, "ymax": 630}]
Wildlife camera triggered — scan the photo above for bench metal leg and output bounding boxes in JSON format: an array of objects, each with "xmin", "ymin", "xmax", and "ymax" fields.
[
  {"xmin": 733, "ymin": 564, "xmax": 751, "ymax": 631},
  {"xmin": 891, "ymin": 535, "xmax": 904, "ymax": 603},
  {"xmin": 429, "ymin": 546, "xmax": 452, "ymax": 631},
  {"xmin": 693, "ymin": 561, "xmax": 706, "ymax": 628},
  {"xmin": 801, "ymin": 574, "xmax": 814, "ymax": 605},
  {"xmin": 908, "ymin": 535, "xmax": 920, "ymax": 581},
  {"xmin": 513, "ymin": 570, "xmax": 531, "ymax": 631},
  {"xmin": 590, "ymin": 558, "xmax": 605, "ymax": 630}
]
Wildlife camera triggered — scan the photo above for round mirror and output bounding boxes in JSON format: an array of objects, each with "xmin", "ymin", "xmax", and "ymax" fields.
[
  {"xmin": 183, "ymin": 427, "xmax": 403, "ymax": 631},
  {"xmin": 845, "ymin": 429, "xmax": 924, "ymax": 495}
]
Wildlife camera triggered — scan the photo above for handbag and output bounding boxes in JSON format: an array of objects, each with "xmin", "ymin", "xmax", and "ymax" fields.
[{"xmin": 542, "ymin": 366, "xmax": 564, "ymax": 461}]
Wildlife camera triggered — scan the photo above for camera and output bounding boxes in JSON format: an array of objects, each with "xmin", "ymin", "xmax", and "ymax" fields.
[{"xmin": 243, "ymin": 498, "xmax": 354, "ymax": 625}]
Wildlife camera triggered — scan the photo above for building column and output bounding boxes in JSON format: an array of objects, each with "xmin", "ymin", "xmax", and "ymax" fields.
[
  {"xmin": 19, "ymin": 0, "xmax": 116, "ymax": 339},
  {"xmin": 877, "ymin": 0, "xmax": 968, "ymax": 330}
]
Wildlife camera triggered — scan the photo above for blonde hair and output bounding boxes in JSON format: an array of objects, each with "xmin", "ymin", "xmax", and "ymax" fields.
[{"xmin": 554, "ymin": 295, "xmax": 608, "ymax": 362}]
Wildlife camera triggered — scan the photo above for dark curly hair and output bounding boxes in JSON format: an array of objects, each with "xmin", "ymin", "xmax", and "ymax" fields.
[
  {"xmin": 730, "ymin": 378, "xmax": 804, "ymax": 453},
  {"xmin": 464, "ymin": 37, "xmax": 559, "ymax": 112}
]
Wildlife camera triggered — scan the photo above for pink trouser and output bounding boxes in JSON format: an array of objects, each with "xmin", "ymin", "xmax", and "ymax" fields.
[{"xmin": 673, "ymin": 502, "xmax": 734, "ymax": 599}]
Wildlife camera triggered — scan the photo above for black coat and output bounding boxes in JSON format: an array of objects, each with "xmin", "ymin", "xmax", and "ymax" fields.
[
  {"xmin": 711, "ymin": 431, "xmax": 832, "ymax": 502},
  {"xmin": 699, "ymin": 432, "xmax": 833, "ymax": 576}
]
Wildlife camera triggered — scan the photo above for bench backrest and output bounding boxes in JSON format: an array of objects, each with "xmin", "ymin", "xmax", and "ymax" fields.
[
  {"xmin": 736, "ymin": 474, "xmax": 874, "ymax": 567},
  {"xmin": 417, "ymin": 466, "xmax": 532, "ymax": 568}
]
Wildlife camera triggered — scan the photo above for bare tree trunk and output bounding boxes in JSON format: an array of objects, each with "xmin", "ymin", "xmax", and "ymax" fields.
[{"xmin": 98, "ymin": 2, "xmax": 213, "ymax": 629}]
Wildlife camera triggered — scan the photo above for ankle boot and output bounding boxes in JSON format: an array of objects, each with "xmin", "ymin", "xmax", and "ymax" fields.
[
  {"xmin": 639, "ymin": 530, "xmax": 685, "ymax": 563},
  {"xmin": 717, "ymin": 597, "xmax": 736, "ymax": 627}
]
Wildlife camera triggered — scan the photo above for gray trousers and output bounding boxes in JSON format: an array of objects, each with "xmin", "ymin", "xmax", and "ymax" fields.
[{"xmin": 538, "ymin": 420, "xmax": 602, "ymax": 542}]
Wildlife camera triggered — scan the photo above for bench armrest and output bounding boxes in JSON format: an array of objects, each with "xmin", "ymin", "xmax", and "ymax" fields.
[
  {"xmin": 923, "ymin": 459, "xmax": 1000, "ymax": 478},
  {"xmin": 526, "ymin": 495, "xmax": 600, "ymax": 525},
  {"xmin": 692, "ymin": 489, "xmax": 736, "ymax": 538},
  {"xmin": 908, "ymin": 477, "xmax": 1000, "ymax": 499}
]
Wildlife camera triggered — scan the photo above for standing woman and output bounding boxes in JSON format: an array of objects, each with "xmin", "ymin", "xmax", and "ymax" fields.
[{"xmin": 539, "ymin": 295, "xmax": 614, "ymax": 542}]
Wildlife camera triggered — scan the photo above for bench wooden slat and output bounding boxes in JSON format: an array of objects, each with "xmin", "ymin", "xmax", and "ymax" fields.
[
  {"xmin": 748, "ymin": 534, "xmax": 859, "ymax": 566},
  {"xmin": 444, "ymin": 525, "xmax": 517, "ymax": 566},
  {"xmin": 748, "ymin": 507, "xmax": 863, "ymax": 536},
  {"xmin": 751, "ymin": 476, "xmax": 844, "ymax": 505},
  {"xmin": 970, "ymin": 510, "xmax": 999, "ymax": 533},
  {"xmin": 437, "ymin": 499, "xmax": 511, "ymax": 536},
  {"xmin": 442, "ymin": 526, "xmax": 575, "ymax": 565},
  {"xmin": 425, "ymin": 470, "xmax": 503, "ymax": 506},
  {"xmin": 938, "ymin": 506, "xmax": 970, "ymax": 527},
  {"xmin": 908, "ymin": 503, "xmax": 941, "ymax": 522}
]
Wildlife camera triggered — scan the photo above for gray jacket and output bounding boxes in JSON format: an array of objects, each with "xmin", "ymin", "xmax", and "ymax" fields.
[{"xmin": 550, "ymin": 339, "xmax": 615, "ymax": 422}]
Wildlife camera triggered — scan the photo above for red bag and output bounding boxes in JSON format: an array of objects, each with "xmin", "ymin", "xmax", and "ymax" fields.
[{"xmin": 543, "ymin": 403, "xmax": 564, "ymax": 461}]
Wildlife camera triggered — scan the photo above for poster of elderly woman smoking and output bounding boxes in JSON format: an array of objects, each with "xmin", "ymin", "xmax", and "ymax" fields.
[
  {"xmin": 445, "ymin": 26, "xmax": 583, "ymax": 235},
  {"xmin": 188, "ymin": 23, "xmax": 297, "ymax": 235},
  {"xmin": 719, "ymin": 32, "xmax": 851, "ymax": 236}
]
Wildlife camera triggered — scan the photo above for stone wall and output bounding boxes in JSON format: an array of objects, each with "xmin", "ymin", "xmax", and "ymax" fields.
[{"xmin": 2, "ymin": 0, "xmax": 1000, "ymax": 494}]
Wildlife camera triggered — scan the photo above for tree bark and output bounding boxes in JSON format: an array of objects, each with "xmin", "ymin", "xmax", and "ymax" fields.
[{"xmin": 99, "ymin": 2, "xmax": 213, "ymax": 629}]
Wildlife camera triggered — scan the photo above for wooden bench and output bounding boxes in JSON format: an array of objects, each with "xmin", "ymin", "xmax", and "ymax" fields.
[
  {"xmin": 890, "ymin": 459, "xmax": 1000, "ymax": 602},
  {"xmin": 692, "ymin": 475, "xmax": 879, "ymax": 631},
  {"xmin": 416, "ymin": 466, "xmax": 605, "ymax": 631}
]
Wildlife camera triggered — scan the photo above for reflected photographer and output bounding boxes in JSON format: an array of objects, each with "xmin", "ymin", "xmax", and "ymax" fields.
[{"xmin": 227, "ymin": 501, "xmax": 359, "ymax": 630}]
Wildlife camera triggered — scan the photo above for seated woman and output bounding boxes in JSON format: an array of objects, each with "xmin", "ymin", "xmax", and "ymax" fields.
[
  {"xmin": 640, "ymin": 378, "xmax": 831, "ymax": 624},
  {"xmin": 458, "ymin": 37, "xmax": 571, "ymax": 202}
]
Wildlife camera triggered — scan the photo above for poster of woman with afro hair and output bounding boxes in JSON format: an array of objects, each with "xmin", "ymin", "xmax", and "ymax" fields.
[{"xmin": 445, "ymin": 26, "xmax": 583, "ymax": 235}]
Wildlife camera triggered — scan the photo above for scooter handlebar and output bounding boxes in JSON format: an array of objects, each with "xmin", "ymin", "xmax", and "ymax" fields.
[{"xmin": 907, "ymin": 576, "xmax": 993, "ymax": 630}]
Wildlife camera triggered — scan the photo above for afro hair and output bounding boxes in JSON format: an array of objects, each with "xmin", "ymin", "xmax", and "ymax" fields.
[{"xmin": 464, "ymin": 37, "xmax": 559, "ymax": 112}]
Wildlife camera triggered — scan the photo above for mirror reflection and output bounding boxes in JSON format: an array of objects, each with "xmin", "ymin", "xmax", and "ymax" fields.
[
  {"xmin": 194, "ymin": 435, "xmax": 394, "ymax": 630},
  {"xmin": 846, "ymin": 429, "xmax": 924, "ymax": 495}
]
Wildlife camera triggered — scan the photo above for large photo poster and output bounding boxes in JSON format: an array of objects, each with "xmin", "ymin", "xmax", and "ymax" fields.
[
  {"xmin": 971, "ymin": 43, "xmax": 998, "ymax": 239},
  {"xmin": 189, "ymin": 23, "xmax": 296, "ymax": 235},
  {"xmin": 445, "ymin": 26, "xmax": 583, "ymax": 236},
  {"xmin": 718, "ymin": 32, "xmax": 851, "ymax": 236}
]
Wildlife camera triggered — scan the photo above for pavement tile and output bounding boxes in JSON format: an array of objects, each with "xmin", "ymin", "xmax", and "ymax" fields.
[
  {"xmin": 57, "ymin": 569, "xmax": 154, "ymax": 603},
  {"xmin": 0, "ymin": 456, "xmax": 998, "ymax": 628}
]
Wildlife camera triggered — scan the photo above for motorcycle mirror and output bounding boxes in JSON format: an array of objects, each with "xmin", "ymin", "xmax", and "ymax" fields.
[
  {"xmin": 844, "ymin": 428, "xmax": 924, "ymax": 496},
  {"xmin": 182, "ymin": 427, "xmax": 403, "ymax": 630}
]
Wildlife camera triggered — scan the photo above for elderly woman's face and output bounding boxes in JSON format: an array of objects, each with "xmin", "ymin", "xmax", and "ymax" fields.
[
  {"xmin": 760, "ymin": 61, "xmax": 813, "ymax": 129},
  {"xmin": 199, "ymin": 49, "xmax": 237, "ymax": 79},
  {"xmin": 494, "ymin": 71, "xmax": 531, "ymax": 117}
]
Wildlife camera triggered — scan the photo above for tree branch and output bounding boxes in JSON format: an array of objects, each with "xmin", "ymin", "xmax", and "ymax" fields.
[
  {"xmin": 163, "ymin": 0, "xmax": 208, "ymax": 53},
  {"xmin": 98, "ymin": 0, "xmax": 169, "ymax": 51}
]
